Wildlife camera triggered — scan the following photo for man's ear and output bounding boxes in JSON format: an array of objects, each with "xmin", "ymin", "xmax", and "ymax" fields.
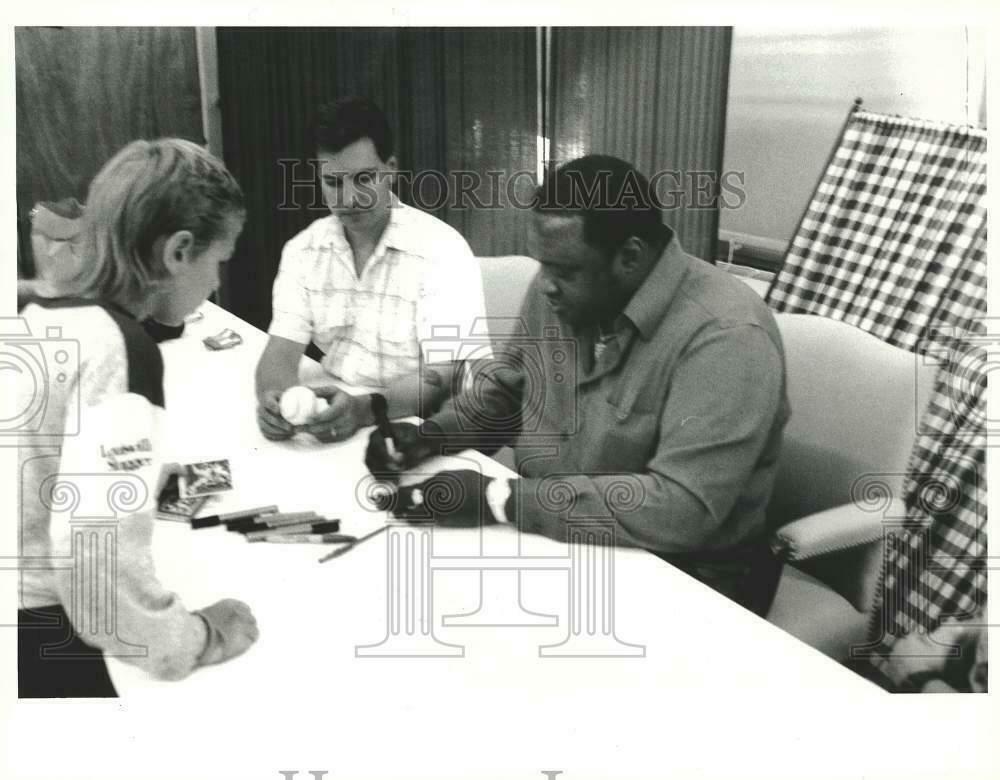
[
  {"xmin": 382, "ymin": 155, "xmax": 399, "ymax": 190},
  {"xmin": 613, "ymin": 236, "xmax": 645, "ymax": 276},
  {"xmin": 160, "ymin": 230, "xmax": 196, "ymax": 276}
]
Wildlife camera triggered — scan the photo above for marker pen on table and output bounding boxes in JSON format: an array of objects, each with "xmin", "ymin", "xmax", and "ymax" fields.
[
  {"xmin": 226, "ymin": 511, "xmax": 320, "ymax": 532},
  {"xmin": 250, "ymin": 533, "xmax": 358, "ymax": 545},
  {"xmin": 318, "ymin": 524, "xmax": 390, "ymax": 563},
  {"xmin": 244, "ymin": 519, "xmax": 341, "ymax": 541},
  {"xmin": 191, "ymin": 506, "xmax": 279, "ymax": 530}
]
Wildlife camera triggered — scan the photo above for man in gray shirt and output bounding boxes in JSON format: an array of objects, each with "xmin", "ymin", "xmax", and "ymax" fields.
[{"xmin": 366, "ymin": 154, "xmax": 790, "ymax": 615}]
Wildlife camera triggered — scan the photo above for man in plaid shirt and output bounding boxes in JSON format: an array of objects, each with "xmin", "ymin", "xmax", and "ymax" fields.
[{"xmin": 255, "ymin": 97, "xmax": 490, "ymax": 443}]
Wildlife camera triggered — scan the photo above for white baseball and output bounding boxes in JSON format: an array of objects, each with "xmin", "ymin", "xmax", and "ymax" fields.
[{"xmin": 279, "ymin": 386, "xmax": 317, "ymax": 425}]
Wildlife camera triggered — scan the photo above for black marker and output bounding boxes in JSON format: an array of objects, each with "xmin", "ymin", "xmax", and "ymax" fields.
[
  {"xmin": 244, "ymin": 519, "xmax": 341, "ymax": 541},
  {"xmin": 370, "ymin": 393, "xmax": 397, "ymax": 458},
  {"xmin": 191, "ymin": 505, "xmax": 279, "ymax": 530},
  {"xmin": 226, "ymin": 511, "xmax": 321, "ymax": 532}
]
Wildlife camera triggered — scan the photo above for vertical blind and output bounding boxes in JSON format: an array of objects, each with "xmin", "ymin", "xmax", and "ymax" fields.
[
  {"xmin": 548, "ymin": 27, "xmax": 732, "ymax": 262},
  {"xmin": 438, "ymin": 28, "xmax": 539, "ymax": 257}
]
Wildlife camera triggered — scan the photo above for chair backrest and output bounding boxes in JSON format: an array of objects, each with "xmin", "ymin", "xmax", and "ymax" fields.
[
  {"xmin": 477, "ymin": 255, "xmax": 538, "ymax": 337},
  {"xmin": 768, "ymin": 313, "xmax": 937, "ymax": 527}
]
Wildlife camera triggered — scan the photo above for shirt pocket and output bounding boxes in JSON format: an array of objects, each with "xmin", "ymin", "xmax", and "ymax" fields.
[
  {"xmin": 355, "ymin": 293, "xmax": 418, "ymax": 356},
  {"xmin": 307, "ymin": 287, "xmax": 352, "ymax": 342},
  {"xmin": 589, "ymin": 386, "xmax": 662, "ymax": 472}
]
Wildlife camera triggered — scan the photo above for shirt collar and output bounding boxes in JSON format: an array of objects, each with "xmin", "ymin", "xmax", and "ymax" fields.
[
  {"xmin": 324, "ymin": 193, "xmax": 415, "ymax": 254},
  {"xmin": 622, "ymin": 231, "xmax": 691, "ymax": 341}
]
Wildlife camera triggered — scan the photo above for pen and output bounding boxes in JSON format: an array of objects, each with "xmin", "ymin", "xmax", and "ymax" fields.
[
  {"xmin": 244, "ymin": 519, "xmax": 341, "ymax": 541},
  {"xmin": 251, "ymin": 533, "xmax": 358, "ymax": 545},
  {"xmin": 318, "ymin": 524, "xmax": 390, "ymax": 563},
  {"xmin": 191, "ymin": 505, "xmax": 279, "ymax": 530},
  {"xmin": 226, "ymin": 511, "xmax": 320, "ymax": 532},
  {"xmin": 370, "ymin": 393, "xmax": 397, "ymax": 458}
]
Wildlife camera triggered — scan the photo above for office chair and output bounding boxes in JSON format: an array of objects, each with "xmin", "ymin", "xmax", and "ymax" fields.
[
  {"xmin": 476, "ymin": 255, "xmax": 538, "ymax": 337},
  {"xmin": 765, "ymin": 313, "xmax": 937, "ymax": 660},
  {"xmin": 475, "ymin": 255, "xmax": 538, "ymax": 468}
]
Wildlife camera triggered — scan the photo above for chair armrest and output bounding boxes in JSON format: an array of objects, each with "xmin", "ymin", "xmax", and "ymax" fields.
[{"xmin": 770, "ymin": 498, "xmax": 907, "ymax": 562}]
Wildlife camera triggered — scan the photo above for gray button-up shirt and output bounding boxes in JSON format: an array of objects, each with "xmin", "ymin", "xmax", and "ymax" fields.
[{"xmin": 435, "ymin": 236, "xmax": 790, "ymax": 555}]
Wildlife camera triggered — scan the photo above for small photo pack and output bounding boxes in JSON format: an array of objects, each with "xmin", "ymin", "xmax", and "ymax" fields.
[
  {"xmin": 178, "ymin": 459, "xmax": 234, "ymax": 499},
  {"xmin": 156, "ymin": 473, "xmax": 210, "ymax": 522},
  {"xmin": 203, "ymin": 328, "xmax": 242, "ymax": 350}
]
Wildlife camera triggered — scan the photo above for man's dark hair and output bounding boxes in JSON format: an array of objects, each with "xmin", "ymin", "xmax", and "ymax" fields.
[
  {"xmin": 314, "ymin": 96, "xmax": 394, "ymax": 161},
  {"xmin": 533, "ymin": 154, "xmax": 667, "ymax": 257}
]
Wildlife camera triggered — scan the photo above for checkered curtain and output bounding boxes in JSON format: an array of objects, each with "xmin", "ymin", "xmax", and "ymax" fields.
[{"xmin": 766, "ymin": 109, "xmax": 987, "ymax": 656}]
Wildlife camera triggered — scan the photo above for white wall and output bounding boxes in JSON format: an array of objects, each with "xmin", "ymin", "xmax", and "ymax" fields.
[{"xmin": 720, "ymin": 26, "xmax": 986, "ymax": 250}]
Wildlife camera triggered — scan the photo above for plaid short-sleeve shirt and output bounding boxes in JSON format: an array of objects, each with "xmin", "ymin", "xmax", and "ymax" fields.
[{"xmin": 269, "ymin": 200, "xmax": 490, "ymax": 388}]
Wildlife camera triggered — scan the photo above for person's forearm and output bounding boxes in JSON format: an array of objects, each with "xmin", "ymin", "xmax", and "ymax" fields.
[
  {"xmin": 314, "ymin": 363, "xmax": 459, "ymax": 434},
  {"xmin": 426, "ymin": 354, "xmax": 524, "ymax": 452},
  {"xmin": 381, "ymin": 362, "xmax": 458, "ymax": 422},
  {"xmin": 509, "ymin": 472, "xmax": 730, "ymax": 554},
  {"xmin": 255, "ymin": 348, "xmax": 300, "ymax": 400}
]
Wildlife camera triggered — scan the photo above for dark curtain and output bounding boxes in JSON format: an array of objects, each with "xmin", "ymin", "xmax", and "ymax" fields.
[
  {"xmin": 216, "ymin": 27, "xmax": 537, "ymax": 330},
  {"xmin": 438, "ymin": 28, "xmax": 538, "ymax": 256},
  {"xmin": 548, "ymin": 27, "xmax": 731, "ymax": 262}
]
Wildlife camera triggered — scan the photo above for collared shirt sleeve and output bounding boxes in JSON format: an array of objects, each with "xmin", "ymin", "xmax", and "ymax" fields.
[
  {"xmin": 416, "ymin": 237, "xmax": 493, "ymax": 365},
  {"xmin": 268, "ymin": 239, "xmax": 314, "ymax": 345},
  {"xmin": 428, "ymin": 336, "xmax": 527, "ymax": 446},
  {"xmin": 513, "ymin": 323, "xmax": 786, "ymax": 553}
]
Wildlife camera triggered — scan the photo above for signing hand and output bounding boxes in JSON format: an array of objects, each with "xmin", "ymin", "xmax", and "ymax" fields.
[{"xmin": 364, "ymin": 420, "xmax": 441, "ymax": 482}]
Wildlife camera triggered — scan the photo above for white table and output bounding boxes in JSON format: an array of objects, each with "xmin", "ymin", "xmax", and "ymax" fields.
[{"xmin": 4, "ymin": 302, "xmax": 892, "ymax": 780}]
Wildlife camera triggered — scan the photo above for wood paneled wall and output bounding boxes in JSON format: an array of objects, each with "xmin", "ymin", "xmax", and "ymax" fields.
[{"xmin": 15, "ymin": 26, "xmax": 203, "ymax": 275}]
